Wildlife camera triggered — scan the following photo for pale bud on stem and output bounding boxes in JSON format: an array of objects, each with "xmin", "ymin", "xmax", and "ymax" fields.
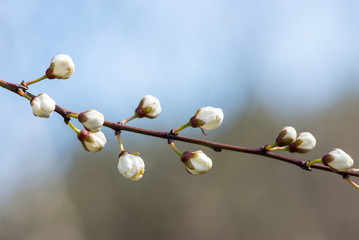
[
  {"xmin": 115, "ymin": 131, "xmax": 145, "ymax": 180},
  {"xmin": 117, "ymin": 151, "xmax": 145, "ymax": 181},
  {"xmin": 24, "ymin": 54, "xmax": 75, "ymax": 86},
  {"xmin": 321, "ymin": 148, "xmax": 354, "ymax": 172},
  {"xmin": 169, "ymin": 141, "xmax": 212, "ymax": 175},
  {"xmin": 190, "ymin": 107, "xmax": 224, "ymax": 130},
  {"xmin": 289, "ymin": 132, "xmax": 316, "ymax": 153},
  {"xmin": 30, "ymin": 93, "xmax": 56, "ymax": 118},
  {"xmin": 181, "ymin": 150, "xmax": 213, "ymax": 175},
  {"xmin": 173, "ymin": 106, "xmax": 224, "ymax": 135},
  {"xmin": 135, "ymin": 95, "xmax": 161, "ymax": 119},
  {"xmin": 77, "ymin": 129, "xmax": 107, "ymax": 153},
  {"xmin": 276, "ymin": 126, "xmax": 297, "ymax": 146},
  {"xmin": 68, "ymin": 120, "xmax": 106, "ymax": 153},
  {"xmin": 78, "ymin": 109, "xmax": 105, "ymax": 132},
  {"xmin": 46, "ymin": 54, "xmax": 75, "ymax": 79},
  {"xmin": 306, "ymin": 148, "xmax": 354, "ymax": 173},
  {"xmin": 266, "ymin": 126, "xmax": 297, "ymax": 150}
]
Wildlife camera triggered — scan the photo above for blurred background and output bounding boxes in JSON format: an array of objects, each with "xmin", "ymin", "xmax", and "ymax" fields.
[{"xmin": 1, "ymin": 0, "xmax": 359, "ymax": 239}]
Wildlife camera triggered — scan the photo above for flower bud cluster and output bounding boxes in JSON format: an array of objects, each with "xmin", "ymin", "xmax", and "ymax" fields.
[
  {"xmin": 168, "ymin": 106, "xmax": 223, "ymax": 175},
  {"xmin": 28, "ymin": 54, "xmax": 76, "ymax": 118},
  {"xmin": 272, "ymin": 127, "xmax": 355, "ymax": 174},
  {"xmin": 268, "ymin": 126, "xmax": 316, "ymax": 153},
  {"xmin": 113, "ymin": 95, "xmax": 163, "ymax": 181},
  {"xmin": 75, "ymin": 109, "xmax": 106, "ymax": 153},
  {"xmin": 28, "ymin": 56, "xmax": 106, "ymax": 153},
  {"xmin": 28, "ymin": 55, "xmax": 358, "ymax": 186}
]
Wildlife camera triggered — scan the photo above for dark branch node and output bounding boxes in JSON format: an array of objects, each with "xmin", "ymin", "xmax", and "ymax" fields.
[
  {"xmin": 301, "ymin": 161, "xmax": 312, "ymax": 171},
  {"xmin": 17, "ymin": 81, "xmax": 28, "ymax": 91},
  {"xmin": 63, "ymin": 117, "xmax": 70, "ymax": 125},
  {"xmin": 167, "ymin": 130, "xmax": 177, "ymax": 144},
  {"xmin": 260, "ymin": 145, "xmax": 268, "ymax": 153},
  {"xmin": 214, "ymin": 147, "xmax": 222, "ymax": 152}
]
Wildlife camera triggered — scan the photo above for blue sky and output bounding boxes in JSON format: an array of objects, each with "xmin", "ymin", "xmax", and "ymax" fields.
[{"xmin": 1, "ymin": 0, "xmax": 359, "ymax": 203}]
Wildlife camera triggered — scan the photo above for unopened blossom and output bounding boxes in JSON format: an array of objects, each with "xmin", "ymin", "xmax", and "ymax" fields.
[
  {"xmin": 276, "ymin": 126, "xmax": 297, "ymax": 146},
  {"xmin": 30, "ymin": 93, "xmax": 56, "ymax": 118},
  {"xmin": 77, "ymin": 129, "xmax": 106, "ymax": 153},
  {"xmin": 46, "ymin": 54, "xmax": 75, "ymax": 79},
  {"xmin": 289, "ymin": 132, "xmax": 316, "ymax": 153},
  {"xmin": 181, "ymin": 150, "xmax": 212, "ymax": 175},
  {"xmin": 322, "ymin": 148, "xmax": 354, "ymax": 172},
  {"xmin": 190, "ymin": 107, "xmax": 224, "ymax": 130},
  {"xmin": 135, "ymin": 95, "xmax": 161, "ymax": 119},
  {"xmin": 78, "ymin": 109, "xmax": 104, "ymax": 132},
  {"xmin": 117, "ymin": 151, "xmax": 145, "ymax": 181}
]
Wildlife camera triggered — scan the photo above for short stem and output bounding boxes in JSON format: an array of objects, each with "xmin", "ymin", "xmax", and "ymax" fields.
[
  {"xmin": 122, "ymin": 115, "xmax": 137, "ymax": 124},
  {"xmin": 67, "ymin": 113, "xmax": 79, "ymax": 119},
  {"xmin": 344, "ymin": 176, "xmax": 359, "ymax": 190},
  {"xmin": 24, "ymin": 75, "xmax": 48, "ymax": 86},
  {"xmin": 265, "ymin": 142, "xmax": 278, "ymax": 151},
  {"xmin": 306, "ymin": 158, "xmax": 322, "ymax": 167},
  {"xmin": 170, "ymin": 142, "xmax": 183, "ymax": 157},
  {"xmin": 116, "ymin": 132, "xmax": 125, "ymax": 152},
  {"xmin": 173, "ymin": 122, "xmax": 191, "ymax": 135},
  {"xmin": 200, "ymin": 128, "xmax": 207, "ymax": 136},
  {"xmin": 267, "ymin": 146, "xmax": 289, "ymax": 151},
  {"xmin": 18, "ymin": 89, "xmax": 32, "ymax": 101},
  {"xmin": 68, "ymin": 121, "xmax": 81, "ymax": 134}
]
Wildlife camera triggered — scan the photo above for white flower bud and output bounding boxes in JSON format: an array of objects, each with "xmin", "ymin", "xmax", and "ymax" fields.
[
  {"xmin": 181, "ymin": 150, "xmax": 212, "ymax": 175},
  {"xmin": 77, "ymin": 129, "xmax": 106, "ymax": 153},
  {"xmin": 190, "ymin": 107, "xmax": 224, "ymax": 130},
  {"xmin": 117, "ymin": 151, "xmax": 145, "ymax": 181},
  {"xmin": 276, "ymin": 126, "xmax": 297, "ymax": 146},
  {"xmin": 46, "ymin": 54, "xmax": 75, "ymax": 79},
  {"xmin": 30, "ymin": 93, "xmax": 56, "ymax": 118},
  {"xmin": 289, "ymin": 132, "xmax": 316, "ymax": 153},
  {"xmin": 322, "ymin": 148, "xmax": 354, "ymax": 172},
  {"xmin": 135, "ymin": 95, "xmax": 162, "ymax": 118},
  {"xmin": 78, "ymin": 109, "xmax": 105, "ymax": 132}
]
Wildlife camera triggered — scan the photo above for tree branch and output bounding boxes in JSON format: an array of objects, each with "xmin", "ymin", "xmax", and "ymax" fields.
[{"xmin": 1, "ymin": 78, "xmax": 358, "ymax": 178}]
